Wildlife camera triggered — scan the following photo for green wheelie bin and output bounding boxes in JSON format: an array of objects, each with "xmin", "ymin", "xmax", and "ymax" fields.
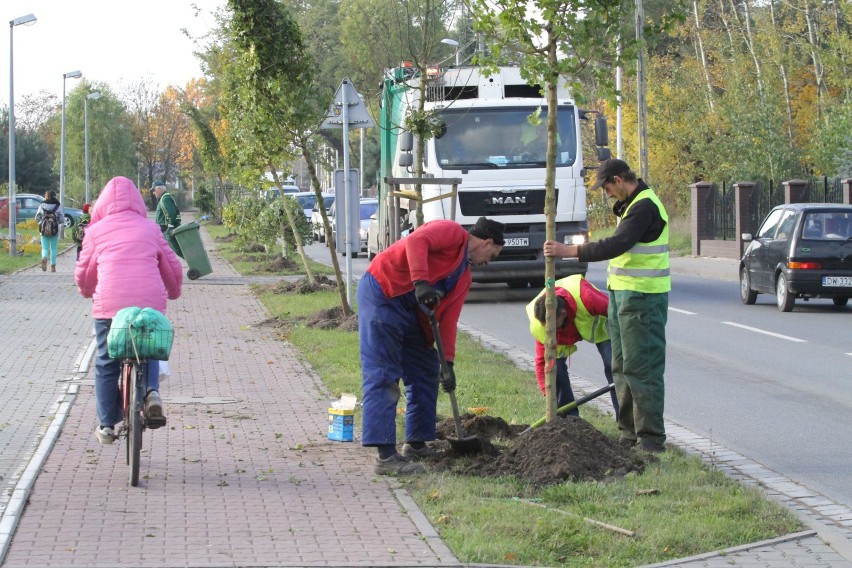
[{"xmin": 171, "ymin": 221, "xmax": 212, "ymax": 280}]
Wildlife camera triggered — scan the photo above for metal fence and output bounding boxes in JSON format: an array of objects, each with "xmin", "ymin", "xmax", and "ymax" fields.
[
  {"xmin": 803, "ymin": 176, "xmax": 843, "ymax": 204},
  {"xmin": 748, "ymin": 179, "xmax": 784, "ymax": 235},
  {"xmin": 704, "ymin": 182, "xmax": 737, "ymax": 240}
]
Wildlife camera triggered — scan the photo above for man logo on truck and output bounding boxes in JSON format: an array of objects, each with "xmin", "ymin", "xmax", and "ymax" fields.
[{"xmin": 492, "ymin": 196, "xmax": 527, "ymax": 205}]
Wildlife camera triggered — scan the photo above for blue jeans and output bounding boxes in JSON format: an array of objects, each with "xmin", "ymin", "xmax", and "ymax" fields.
[
  {"xmin": 556, "ymin": 339, "xmax": 619, "ymax": 417},
  {"xmin": 94, "ymin": 319, "xmax": 159, "ymax": 428}
]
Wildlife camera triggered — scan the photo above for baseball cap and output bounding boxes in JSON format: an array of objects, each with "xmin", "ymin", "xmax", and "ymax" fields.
[
  {"xmin": 152, "ymin": 180, "xmax": 166, "ymax": 189},
  {"xmin": 589, "ymin": 159, "xmax": 631, "ymax": 190}
]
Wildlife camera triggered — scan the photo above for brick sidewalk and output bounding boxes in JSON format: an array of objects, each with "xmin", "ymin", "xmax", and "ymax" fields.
[{"xmin": 1, "ymin": 226, "xmax": 456, "ymax": 567}]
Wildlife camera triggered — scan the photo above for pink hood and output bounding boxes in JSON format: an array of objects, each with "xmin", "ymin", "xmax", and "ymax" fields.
[{"xmin": 75, "ymin": 176, "xmax": 183, "ymax": 319}]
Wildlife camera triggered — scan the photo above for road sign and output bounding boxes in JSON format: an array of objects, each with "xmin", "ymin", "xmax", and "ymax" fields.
[{"xmin": 321, "ymin": 78, "xmax": 374, "ymax": 130}]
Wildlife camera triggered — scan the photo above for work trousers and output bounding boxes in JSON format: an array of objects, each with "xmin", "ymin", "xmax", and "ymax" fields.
[
  {"xmin": 608, "ymin": 289, "xmax": 667, "ymax": 445},
  {"xmin": 357, "ymin": 273, "xmax": 440, "ymax": 447}
]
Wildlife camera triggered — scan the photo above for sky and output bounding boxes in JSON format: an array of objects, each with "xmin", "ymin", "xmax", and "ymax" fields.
[{"xmin": 2, "ymin": 0, "xmax": 226, "ymax": 102}]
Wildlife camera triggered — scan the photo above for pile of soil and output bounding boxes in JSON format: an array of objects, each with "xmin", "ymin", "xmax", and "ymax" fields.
[
  {"xmin": 260, "ymin": 256, "xmax": 299, "ymax": 272},
  {"xmin": 304, "ymin": 305, "xmax": 358, "ymax": 331},
  {"xmin": 428, "ymin": 414, "xmax": 647, "ymax": 487}
]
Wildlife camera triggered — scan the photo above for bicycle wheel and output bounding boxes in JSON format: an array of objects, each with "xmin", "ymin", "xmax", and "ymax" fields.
[
  {"xmin": 128, "ymin": 364, "xmax": 143, "ymax": 487},
  {"xmin": 121, "ymin": 362, "xmax": 133, "ymax": 466}
]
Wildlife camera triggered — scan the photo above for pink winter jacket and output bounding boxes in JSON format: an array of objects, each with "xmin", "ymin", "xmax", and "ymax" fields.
[{"xmin": 75, "ymin": 176, "xmax": 183, "ymax": 319}]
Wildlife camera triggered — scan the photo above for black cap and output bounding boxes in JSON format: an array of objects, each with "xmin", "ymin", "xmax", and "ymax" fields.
[
  {"xmin": 469, "ymin": 217, "xmax": 506, "ymax": 246},
  {"xmin": 590, "ymin": 158, "xmax": 631, "ymax": 190}
]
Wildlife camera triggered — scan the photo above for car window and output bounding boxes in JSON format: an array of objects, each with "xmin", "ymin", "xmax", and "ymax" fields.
[
  {"xmin": 774, "ymin": 210, "xmax": 800, "ymax": 241},
  {"xmin": 799, "ymin": 211, "xmax": 851, "ymax": 240},
  {"xmin": 360, "ymin": 202, "xmax": 378, "ymax": 220},
  {"xmin": 756, "ymin": 208, "xmax": 784, "ymax": 239}
]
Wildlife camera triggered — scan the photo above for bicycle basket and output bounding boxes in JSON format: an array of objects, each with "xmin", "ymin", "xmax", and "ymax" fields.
[{"xmin": 107, "ymin": 307, "xmax": 174, "ymax": 360}]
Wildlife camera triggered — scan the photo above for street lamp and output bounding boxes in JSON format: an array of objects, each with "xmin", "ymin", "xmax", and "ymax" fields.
[
  {"xmin": 84, "ymin": 91, "xmax": 101, "ymax": 204},
  {"xmin": 440, "ymin": 38, "xmax": 460, "ymax": 66},
  {"xmin": 60, "ymin": 69, "xmax": 82, "ymax": 235},
  {"xmin": 7, "ymin": 13, "xmax": 37, "ymax": 257}
]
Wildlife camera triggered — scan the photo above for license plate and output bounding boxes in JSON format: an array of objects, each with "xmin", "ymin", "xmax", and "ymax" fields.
[
  {"xmin": 823, "ymin": 276, "xmax": 852, "ymax": 287},
  {"xmin": 503, "ymin": 237, "xmax": 529, "ymax": 247}
]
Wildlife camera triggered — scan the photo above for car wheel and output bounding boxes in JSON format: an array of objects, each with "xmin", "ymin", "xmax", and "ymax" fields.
[
  {"xmin": 507, "ymin": 280, "xmax": 528, "ymax": 289},
  {"xmin": 740, "ymin": 266, "xmax": 757, "ymax": 305},
  {"xmin": 775, "ymin": 273, "xmax": 795, "ymax": 312},
  {"xmin": 64, "ymin": 214, "xmax": 75, "ymax": 228},
  {"xmin": 832, "ymin": 297, "xmax": 849, "ymax": 307}
]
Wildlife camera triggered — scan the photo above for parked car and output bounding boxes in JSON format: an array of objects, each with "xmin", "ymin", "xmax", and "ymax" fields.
[
  {"xmin": 328, "ymin": 198, "xmax": 379, "ymax": 258},
  {"xmin": 310, "ymin": 194, "xmax": 335, "ymax": 242},
  {"xmin": 265, "ymin": 185, "xmax": 301, "ymax": 199},
  {"xmin": 739, "ymin": 203, "xmax": 852, "ymax": 311},
  {"xmin": 1, "ymin": 193, "xmax": 83, "ymax": 228}
]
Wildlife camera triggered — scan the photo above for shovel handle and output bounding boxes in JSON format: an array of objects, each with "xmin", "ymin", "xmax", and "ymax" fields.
[
  {"xmin": 524, "ymin": 384, "xmax": 615, "ymax": 433},
  {"xmin": 421, "ymin": 305, "xmax": 467, "ymax": 439}
]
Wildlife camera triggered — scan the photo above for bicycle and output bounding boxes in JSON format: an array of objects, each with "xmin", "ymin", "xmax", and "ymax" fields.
[{"xmin": 108, "ymin": 311, "xmax": 172, "ymax": 487}]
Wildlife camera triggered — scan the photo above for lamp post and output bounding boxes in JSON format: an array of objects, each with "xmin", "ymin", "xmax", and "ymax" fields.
[
  {"xmin": 60, "ymin": 69, "xmax": 82, "ymax": 235},
  {"xmin": 7, "ymin": 13, "xmax": 37, "ymax": 257},
  {"xmin": 84, "ymin": 91, "xmax": 101, "ymax": 204},
  {"xmin": 440, "ymin": 38, "xmax": 460, "ymax": 66}
]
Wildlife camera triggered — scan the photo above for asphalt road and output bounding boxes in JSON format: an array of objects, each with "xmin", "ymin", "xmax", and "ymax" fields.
[{"xmin": 306, "ymin": 241, "xmax": 851, "ymax": 509}]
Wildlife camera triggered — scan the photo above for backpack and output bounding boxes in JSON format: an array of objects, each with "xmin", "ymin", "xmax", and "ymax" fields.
[
  {"xmin": 74, "ymin": 217, "xmax": 90, "ymax": 245},
  {"xmin": 39, "ymin": 205, "xmax": 60, "ymax": 237}
]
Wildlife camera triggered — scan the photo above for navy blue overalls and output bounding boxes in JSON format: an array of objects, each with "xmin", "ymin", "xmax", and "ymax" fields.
[{"xmin": 358, "ymin": 249, "xmax": 469, "ymax": 446}]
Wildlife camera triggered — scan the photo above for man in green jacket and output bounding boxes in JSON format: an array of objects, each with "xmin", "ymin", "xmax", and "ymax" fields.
[
  {"xmin": 153, "ymin": 180, "xmax": 183, "ymax": 258},
  {"xmin": 543, "ymin": 159, "xmax": 669, "ymax": 453}
]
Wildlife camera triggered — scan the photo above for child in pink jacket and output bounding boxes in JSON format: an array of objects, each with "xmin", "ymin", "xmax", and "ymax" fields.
[{"xmin": 75, "ymin": 176, "xmax": 183, "ymax": 444}]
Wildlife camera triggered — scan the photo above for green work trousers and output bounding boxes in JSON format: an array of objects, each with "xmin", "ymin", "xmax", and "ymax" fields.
[{"xmin": 608, "ymin": 289, "xmax": 668, "ymax": 445}]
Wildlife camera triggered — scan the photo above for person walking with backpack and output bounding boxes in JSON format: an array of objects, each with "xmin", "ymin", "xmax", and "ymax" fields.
[
  {"xmin": 35, "ymin": 190, "xmax": 63, "ymax": 272},
  {"xmin": 73, "ymin": 203, "xmax": 92, "ymax": 260}
]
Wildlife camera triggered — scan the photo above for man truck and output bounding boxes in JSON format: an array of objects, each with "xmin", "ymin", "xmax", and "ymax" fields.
[{"xmin": 368, "ymin": 63, "xmax": 609, "ymax": 287}]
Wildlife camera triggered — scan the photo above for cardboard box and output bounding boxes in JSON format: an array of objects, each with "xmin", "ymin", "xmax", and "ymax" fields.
[{"xmin": 328, "ymin": 408, "xmax": 354, "ymax": 442}]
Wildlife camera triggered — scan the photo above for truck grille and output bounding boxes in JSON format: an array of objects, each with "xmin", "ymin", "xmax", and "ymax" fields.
[{"xmin": 458, "ymin": 189, "xmax": 551, "ymax": 217}]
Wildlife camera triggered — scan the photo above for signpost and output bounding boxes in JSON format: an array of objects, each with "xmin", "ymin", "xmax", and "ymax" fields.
[{"xmin": 321, "ymin": 78, "xmax": 374, "ymax": 305}]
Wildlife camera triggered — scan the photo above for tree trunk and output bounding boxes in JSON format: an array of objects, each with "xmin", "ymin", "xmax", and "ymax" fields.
[
  {"xmin": 268, "ymin": 164, "xmax": 315, "ymax": 285},
  {"xmin": 300, "ymin": 141, "xmax": 352, "ymax": 317},
  {"xmin": 544, "ymin": 28, "xmax": 559, "ymax": 423},
  {"xmin": 692, "ymin": 0, "xmax": 716, "ymax": 113}
]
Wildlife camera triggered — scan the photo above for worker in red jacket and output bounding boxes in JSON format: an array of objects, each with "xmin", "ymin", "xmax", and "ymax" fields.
[
  {"xmin": 358, "ymin": 217, "xmax": 505, "ymax": 475},
  {"xmin": 526, "ymin": 275, "xmax": 619, "ymax": 418}
]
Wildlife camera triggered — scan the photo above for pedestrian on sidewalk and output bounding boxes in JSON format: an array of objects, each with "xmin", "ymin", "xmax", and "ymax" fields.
[
  {"xmin": 35, "ymin": 190, "xmax": 63, "ymax": 272},
  {"xmin": 75, "ymin": 176, "xmax": 183, "ymax": 444},
  {"xmin": 358, "ymin": 217, "xmax": 505, "ymax": 475},
  {"xmin": 152, "ymin": 180, "xmax": 184, "ymax": 259},
  {"xmin": 527, "ymin": 274, "xmax": 619, "ymax": 418},
  {"xmin": 543, "ymin": 158, "xmax": 670, "ymax": 453},
  {"xmin": 73, "ymin": 203, "xmax": 91, "ymax": 260}
]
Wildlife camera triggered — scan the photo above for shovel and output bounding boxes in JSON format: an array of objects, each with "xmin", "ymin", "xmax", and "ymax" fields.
[
  {"xmin": 520, "ymin": 383, "xmax": 615, "ymax": 435},
  {"xmin": 422, "ymin": 306, "xmax": 482, "ymax": 455}
]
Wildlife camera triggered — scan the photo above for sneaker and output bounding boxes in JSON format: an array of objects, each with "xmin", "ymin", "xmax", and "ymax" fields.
[
  {"xmin": 145, "ymin": 390, "xmax": 167, "ymax": 429},
  {"xmin": 95, "ymin": 426, "xmax": 115, "ymax": 445},
  {"xmin": 401, "ymin": 443, "xmax": 443, "ymax": 460},
  {"xmin": 374, "ymin": 453, "xmax": 426, "ymax": 476}
]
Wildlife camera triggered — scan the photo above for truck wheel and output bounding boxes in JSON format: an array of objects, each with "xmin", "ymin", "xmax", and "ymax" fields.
[{"xmin": 507, "ymin": 280, "xmax": 528, "ymax": 289}]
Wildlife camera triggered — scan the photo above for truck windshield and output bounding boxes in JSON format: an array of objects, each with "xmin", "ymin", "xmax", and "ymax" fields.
[{"xmin": 434, "ymin": 107, "xmax": 577, "ymax": 169}]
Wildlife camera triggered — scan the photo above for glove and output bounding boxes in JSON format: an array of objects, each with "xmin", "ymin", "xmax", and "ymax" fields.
[
  {"xmin": 440, "ymin": 361, "xmax": 456, "ymax": 393},
  {"xmin": 414, "ymin": 280, "xmax": 440, "ymax": 307},
  {"xmin": 167, "ymin": 225, "xmax": 175, "ymax": 236}
]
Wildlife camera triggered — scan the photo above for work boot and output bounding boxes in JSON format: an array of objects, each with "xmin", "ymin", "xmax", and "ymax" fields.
[
  {"xmin": 636, "ymin": 440, "xmax": 666, "ymax": 454},
  {"xmin": 401, "ymin": 443, "xmax": 443, "ymax": 460},
  {"xmin": 374, "ymin": 453, "xmax": 425, "ymax": 476},
  {"xmin": 41, "ymin": 258, "xmax": 47, "ymax": 271},
  {"xmin": 145, "ymin": 390, "xmax": 167, "ymax": 429},
  {"xmin": 50, "ymin": 265, "xmax": 56, "ymax": 272}
]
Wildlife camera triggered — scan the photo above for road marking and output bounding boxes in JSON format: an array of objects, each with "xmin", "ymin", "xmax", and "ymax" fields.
[
  {"xmin": 722, "ymin": 321, "xmax": 807, "ymax": 343},
  {"xmin": 846, "ymin": 353, "xmax": 852, "ymax": 358},
  {"xmin": 669, "ymin": 307, "xmax": 696, "ymax": 315}
]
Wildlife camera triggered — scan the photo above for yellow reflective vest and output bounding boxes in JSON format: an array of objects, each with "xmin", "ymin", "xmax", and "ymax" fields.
[{"xmin": 607, "ymin": 189, "xmax": 671, "ymax": 293}]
